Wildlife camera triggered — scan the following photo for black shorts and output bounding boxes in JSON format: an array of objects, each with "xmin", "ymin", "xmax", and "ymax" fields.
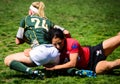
[{"xmin": 87, "ymin": 42, "xmax": 106, "ymax": 72}]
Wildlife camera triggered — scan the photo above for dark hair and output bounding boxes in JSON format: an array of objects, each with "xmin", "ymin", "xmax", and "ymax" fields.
[{"xmin": 48, "ymin": 28, "xmax": 65, "ymax": 42}]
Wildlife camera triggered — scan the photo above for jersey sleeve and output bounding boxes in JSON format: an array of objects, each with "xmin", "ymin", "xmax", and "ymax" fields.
[
  {"xmin": 70, "ymin": 40, "xmax": 80, "ymax": 53},
  {"xmin": 16, "ymin": 18, "xmax": 25, "ymax": 39},
  {"xmin": 19, "ymin": 18, "xmax": 25, "ymax": 28}
]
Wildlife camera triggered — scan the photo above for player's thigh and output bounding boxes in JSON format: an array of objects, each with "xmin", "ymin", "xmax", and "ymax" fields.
[
  {"xmin": 4, "ymin": 52, "xmax": 33, "ymax": 66},
  {"xmin": 103, "ymin": 35, "xmax": 120, "ymax": 56}
]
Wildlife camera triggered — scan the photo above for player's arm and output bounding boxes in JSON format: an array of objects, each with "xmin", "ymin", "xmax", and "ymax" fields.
[
  {"xmin": 24, "ymin": 48, "xmax": 32, "ymax": 57},
  {"xmin": 45, "ymin": 53, "xmax": 78, "ymax": 70},
  {"xmin": 16, "ymin": 27, "xmax": 25, "ymax": 44},
  {"xmin": 16, "ymin": 18, "xmax": 26, "ymax": 44},
  {"xmin": 54, "ymin": 25, "xmax": 71, "ymax": 38}
]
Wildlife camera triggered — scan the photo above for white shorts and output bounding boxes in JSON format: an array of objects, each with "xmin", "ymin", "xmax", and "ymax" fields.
[{"xmin": 29, "ymin": 44, "xmax": 60, "ymax": 66}]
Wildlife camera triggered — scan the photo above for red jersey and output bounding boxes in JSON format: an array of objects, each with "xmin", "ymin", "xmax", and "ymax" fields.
[{"xmin": 60, "ymin": 38, "xmax": 90, "ymax": 69}]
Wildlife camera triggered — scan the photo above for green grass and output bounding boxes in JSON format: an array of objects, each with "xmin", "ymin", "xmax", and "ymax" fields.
[{"xmin": 0, "ymin": 0, "xmax": 120, "ymax": 83}]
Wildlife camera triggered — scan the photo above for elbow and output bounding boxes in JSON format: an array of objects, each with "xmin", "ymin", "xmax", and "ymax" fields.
[
  {"xmin": 15, "ymin": 38, "xmax": 20, "ymax": 44},
  {"xmin": 63, "ymin": 30, "xmax": 70, "ymax": 34},
  {"xmin": 72, "ymin": 64, "xmax": 76, "ymax": 68},
  {"xmin": 15, "ymin": 41, "xmax": 20, "ymax": 45},
  {"xmin": 15, "ymin": 38, "xmax": 24, "ymax": 44},
  {"xmin": 63, "ymin": 30, "xmax": 71, "ymax": 38},
  {"xmin": 69, "ymin": 62, "xmax": 76, "ymax": 68}
]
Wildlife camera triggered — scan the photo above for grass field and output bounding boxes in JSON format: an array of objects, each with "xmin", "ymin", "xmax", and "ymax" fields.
[{"xmin": 0, "ymin": 0, "xmax": 120, "ymax": 83}]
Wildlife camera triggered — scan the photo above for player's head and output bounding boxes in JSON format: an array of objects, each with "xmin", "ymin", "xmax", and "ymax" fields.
[
  {"xmin": 49, "ymin": 28, "xmax": 65, "ymax": 51},
  {"xmin": 29, "ymin": 1, "xmax": 46, "ymax": 18}
]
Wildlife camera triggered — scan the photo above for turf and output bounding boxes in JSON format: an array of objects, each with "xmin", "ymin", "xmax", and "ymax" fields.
[{"xmin": 0, "ymin": 0, "xmax": 120, "ymax": 83}]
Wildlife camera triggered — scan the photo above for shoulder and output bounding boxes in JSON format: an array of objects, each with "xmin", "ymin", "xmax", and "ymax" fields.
[
  {"xmin": 20, "ymin": 15, "xmax": 30, "ymax": 22},
  {"xmin": 66, "ymin": 38, "xmax": 80, "ymax": 49},
  {"xmin": 66, "ymin": 38, "xmax": 79, "ymax": 43}
]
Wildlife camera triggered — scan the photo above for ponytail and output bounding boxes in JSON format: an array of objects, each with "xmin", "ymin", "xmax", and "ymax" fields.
[
  {"xmin": 31, "ymin": 1, "xmax": 46, "ymax": 18},
  {"xmin": 38, "ymin": 2, "xmax": 46, "ymax": 18}
]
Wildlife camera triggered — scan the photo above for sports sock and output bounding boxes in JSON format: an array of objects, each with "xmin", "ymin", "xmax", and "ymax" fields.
[
  {"xmin": 10, "ymin": 60, "xmax": 33, "ymax": 75},
  {"xmin": 67, "ymin": 68, "xmax": 78, "ymax": 75}
]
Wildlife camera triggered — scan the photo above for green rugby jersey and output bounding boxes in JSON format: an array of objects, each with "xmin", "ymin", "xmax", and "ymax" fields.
[{"xmin": 19, "ymin": 15, "xmax": 54, "ymax": 48}]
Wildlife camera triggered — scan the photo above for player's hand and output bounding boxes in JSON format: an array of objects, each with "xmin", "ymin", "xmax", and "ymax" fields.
[
  {"xmin": 45, "ymin": 67, "xmax": 55, "ymax": 71},
  {"xmin": 24, "ymin": 48, "xmax": 31, "ymax": 57}
]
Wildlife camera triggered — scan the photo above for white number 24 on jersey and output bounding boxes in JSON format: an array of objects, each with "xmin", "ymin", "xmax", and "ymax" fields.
[{"xmin": 31, "ymin": 18, "xmax": 48, "ymax": 31}]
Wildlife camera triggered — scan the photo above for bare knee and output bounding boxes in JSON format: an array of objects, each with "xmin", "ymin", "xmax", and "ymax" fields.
[
  {"xmin": 95, "ymin": 61, "xmax": 113, "ymax": 74},
  {"xmin": 4, "ymin": 52, "xmax": 25, "ymax": 66},
  {"xmin": 4, "ymin": 56, "xmax": 11, "ymax": 66}
]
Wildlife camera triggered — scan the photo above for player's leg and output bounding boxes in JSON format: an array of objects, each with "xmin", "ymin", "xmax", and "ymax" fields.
[
  {"xmin": 4, "ymin": 52, "xmax": 42, "ymax": 79},
  {"xmin": 95, "ymin": 59, "xmax": 120, "ymax": 74},
  {"xmin": 95, "ymin": 34, "xmax": 120, "ymax": 74},
  {"xmin": 102, "ymin": 34, "xmax": 120, "ymax": 56},
  {"xmin": 4, "ymin": 52, "xmax": 35, "ymax": 73},
  {"xmin": 4, "ymin": 52, "xmax": 35, "ymax": 66}
]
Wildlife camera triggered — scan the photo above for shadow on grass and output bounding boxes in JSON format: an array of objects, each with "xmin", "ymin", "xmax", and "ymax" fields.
[
  {"xmin": 104, "ymin": 69, "xmax": 120, "ymax": 76},
  {"xmin": 5, "ymin": 68, "xmax": 120, "ymax": 79},
  {"xmin": 5, "ymin": 69, "xmax": 70, "ymax": 79}
]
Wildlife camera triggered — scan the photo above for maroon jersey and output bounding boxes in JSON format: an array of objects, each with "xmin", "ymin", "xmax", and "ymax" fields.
[{"xmin": 60, "ymin": 38, "xmax": 90, "ymax": 69}]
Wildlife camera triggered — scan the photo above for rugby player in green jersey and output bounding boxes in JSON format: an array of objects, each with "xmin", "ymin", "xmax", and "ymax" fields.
[{"xmin": 4, "ymin": 1, "xmax": 71, "ymax": 79}]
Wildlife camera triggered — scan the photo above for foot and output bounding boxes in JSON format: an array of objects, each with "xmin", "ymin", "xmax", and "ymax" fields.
[
  {"xmin": 75, "ymin": 70, "xmax": 96, "ymax": 77},
  {"xmin": 31, "ymin": 70, "xmax": 45, "ymax": 80}
]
